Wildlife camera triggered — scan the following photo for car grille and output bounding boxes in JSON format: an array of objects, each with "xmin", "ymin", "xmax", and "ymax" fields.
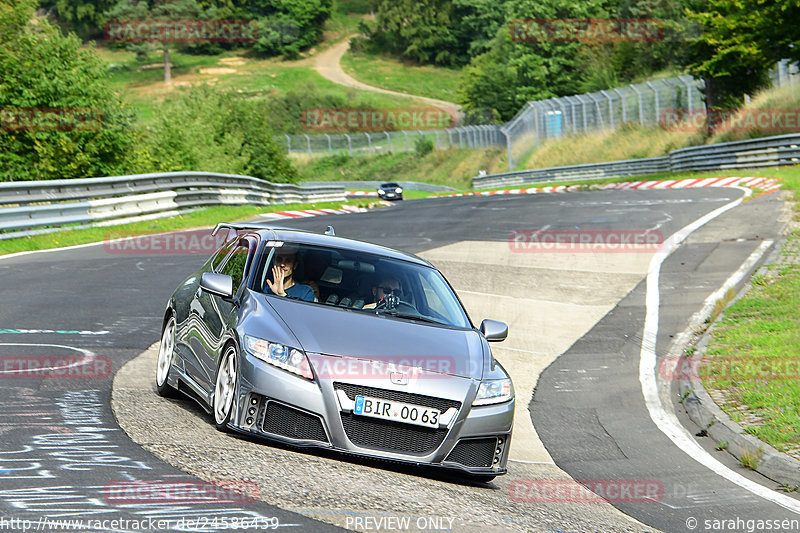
[
  {"xmin": 445, "ymin": 438, "xmax": 497, "ymax": 468},
  {"xmin": 261, "ymin": 401, "xmax": 329, "ymax": 444},
  {"xmin": 334, "ymin": 382, "xmax": 461, "ymax": 455}
]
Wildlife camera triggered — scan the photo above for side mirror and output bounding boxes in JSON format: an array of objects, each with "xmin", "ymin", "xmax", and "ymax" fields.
[
  {"xmin": 200, "ymin": 273, "xmax": 234, "ymax": 301},
  {"xmin": 480, "ymin": 319, "xmax": 508, "ymax": 342}
]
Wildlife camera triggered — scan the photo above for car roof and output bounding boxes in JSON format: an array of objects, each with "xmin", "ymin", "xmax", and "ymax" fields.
[{"xmin": 224, "ymin": 224, "xmax": 431, "ymax": 267}]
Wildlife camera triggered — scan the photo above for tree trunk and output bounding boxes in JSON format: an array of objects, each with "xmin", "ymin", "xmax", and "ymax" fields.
[{"xmin": 164, "ymin": 47, "xmax": 171, "ymax": 84}]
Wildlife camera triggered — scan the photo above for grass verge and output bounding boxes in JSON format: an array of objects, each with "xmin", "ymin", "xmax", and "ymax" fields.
[
  {"xmin": 0, "ymin": 201, "xmax": 369, "ymax": 257},
  {"xmin": 340, "ymin": 49, "xmax": 461, "ymax": 104}
]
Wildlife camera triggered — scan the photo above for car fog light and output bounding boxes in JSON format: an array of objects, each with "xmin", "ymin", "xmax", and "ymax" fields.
[
  {"xmin": 250, "ymin": 397, "xmax": 258, "ymax": 405},
  {"xmin": 248, "ymin": 407, "xmax": 256, "ymax": 415}
]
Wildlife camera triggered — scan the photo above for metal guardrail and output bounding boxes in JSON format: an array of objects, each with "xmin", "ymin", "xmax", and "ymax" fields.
[
  {"xmin": 473, "ymin": 133, "xmax": 800, "ymax": 189},
  {"xmin": 0, "ymin": 172, "xmax": 345, "ymax": 237}
]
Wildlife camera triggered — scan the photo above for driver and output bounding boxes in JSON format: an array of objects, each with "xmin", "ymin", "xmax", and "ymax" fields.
[{"xmin": 362, "ymin": 276, "xmax": 402, "ymax": 309}]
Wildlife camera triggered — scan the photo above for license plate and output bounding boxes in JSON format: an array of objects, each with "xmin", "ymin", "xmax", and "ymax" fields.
[{"xmin": 353, "ymin": 395, "xmax": 440, "ymax": 428}]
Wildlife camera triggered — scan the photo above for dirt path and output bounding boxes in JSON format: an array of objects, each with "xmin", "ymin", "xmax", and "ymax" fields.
[{"xmin": 314, "ymin": 35, "xmax": 462, "ymax": 115}]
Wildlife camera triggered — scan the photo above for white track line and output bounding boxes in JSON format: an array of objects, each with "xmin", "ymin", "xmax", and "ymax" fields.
[{"xmin": 639, "ymin": 186, "xmax": 800, "ymax": 514}]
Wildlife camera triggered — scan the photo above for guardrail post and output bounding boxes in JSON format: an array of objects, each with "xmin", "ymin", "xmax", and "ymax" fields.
[
  {"xmin": 630, "ymin": 84, "xmax": 644, "ymax": 126},
  {"xmin": 385, "ymin": 131, "xmax": 391, "ymax": 152},
  {"xmin": 345, "ymin": 134, "xmax": 352, "ymax": 157},
  {"xmin": 403, "ymin": 130, "xmax": 409, "ymax": 152},
  {"xmin": 325, "ymin": 134, "xmax": 332, "ymax": 155}
]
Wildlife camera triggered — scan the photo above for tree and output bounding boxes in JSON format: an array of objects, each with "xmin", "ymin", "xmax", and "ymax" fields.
[
  {"xmin": 682, "ymin": 0, "xmax": 798, "ymax": 111},
  {"xmin": 0, "ymin": 0, "xmax": 137, "ymax": 180},
  {"xmin": 248, "ymin": 0, "xmax": 333, "ymax": 58},
  {"xmin": 105, "ymin": 0, "xmax": 205, "ymax": 83},
  {"xmin": 39, "ymin": 0, "xmax": 118, "ymax": 39}
]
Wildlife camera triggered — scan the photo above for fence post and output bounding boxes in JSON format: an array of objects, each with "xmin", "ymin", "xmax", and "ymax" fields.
[
  {"xmin": 601, "ymin": 90, "xmax": 614, "ymax": 129},
  {"xmin": 448, "ymin": 129, "xmax": 454, "ymax": 148},
  {"xmin": 434, "ymin": 130, "xmax": 440, "ymax": 148},
  {"xmin": 403, "ymin": 130, "xmax": 409, "ymax": 152},
  {"xmin": 577, "ymin": 95, "xmax": 589, "ymax": 132},
  {"xmin": 285, "ymin": 135, "xmax": 291, "ymax": 154},
  {"xmin": 304, "ymin": 134, "xmax": 311, "ymax": 156},
  {"xmin": 502, "ymin": 128, "xmax": 513, "ymax": 171},
  {"xmin": 613, "ymin": 88, "xmax": 627, "ymax": 124},
  {"xmin": 587, "ymin": 93, "xmax": 603, "ymax": 129},
  {"xmin": 630, "ymin": 84, "xmax": 644, "ymax": 127},
  {"xmin": 681, "ymin": 76, "xmax": 695, "ymax": 118},
  {"xmin": 345, "ymin": 134, "xmax": 352, "ymax": 157},
  {"xmin": 384, "ymin": 131, "xmax": 391, "ymax": 152},
  {"xmin": 646, "ymin": 81, "xmax": 660, "ymax": 124},
  {"xmin": 365, "ymin": 132, "xmax": 372, "ymax": 153},
  {"xmin": 325, "ymin": 134, "xmax": 332, "ymax": 155}
]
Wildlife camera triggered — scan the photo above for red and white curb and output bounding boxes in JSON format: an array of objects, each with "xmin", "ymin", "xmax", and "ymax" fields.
[
  {"xmin": 346, "ymin": 191, "xmax": 379, "ymax": 197},
  {"xmin": 599, "ymin": 176, "xmax": 781, "ymax": 191},
  {"xmin": 447, "ymin": 176, "xmax": 780, "ymax": 198},
  {"xmin": 254, "ymin": 201, "xmax": 393, "ymax": 222},
  {"xmin": 443, "ymin": 185, "xmax": 582, "ymax": 197}
]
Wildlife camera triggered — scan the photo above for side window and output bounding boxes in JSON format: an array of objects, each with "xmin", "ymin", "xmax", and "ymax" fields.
[
  {"xmin": 210, "ymin": 238, "xmax": 237, "ymax": 271},
  {"xmin": 219, "ymin": 239, "xmax": 252, "ymax": 293}
]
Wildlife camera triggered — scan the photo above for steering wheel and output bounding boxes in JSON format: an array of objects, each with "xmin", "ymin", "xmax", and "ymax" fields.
[{"xmin": 374, "ymin": 294, "xmax": 416, "ymax": 313}]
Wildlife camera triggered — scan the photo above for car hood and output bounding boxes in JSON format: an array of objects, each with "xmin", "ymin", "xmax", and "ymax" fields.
[{"xmin": 265, "ymin": 297, "xmax": 484, "ymax": 380}]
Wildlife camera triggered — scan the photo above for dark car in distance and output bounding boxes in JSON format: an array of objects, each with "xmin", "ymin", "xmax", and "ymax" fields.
[{"xmin": 377, "ymin": 182, "xmax": 403, "ymax": 201}]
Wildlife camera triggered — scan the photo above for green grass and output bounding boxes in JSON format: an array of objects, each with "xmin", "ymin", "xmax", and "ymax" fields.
[
  {"xmin": 340, "ymin": 49, "xmax": 462, "ymax": 103},
  {"xmin": 701, "ymin": 228, "xmax": 800, "ymax": 454},
  {"xmin": 295, "ymin": 148, "xmax": 508, "ymax": 189},
  {"xmin": 0, "ymin": 200, "xmax": 369, "ymax": 256}
]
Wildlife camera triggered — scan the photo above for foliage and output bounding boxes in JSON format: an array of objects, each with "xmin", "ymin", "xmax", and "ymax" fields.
[
  {"xmin": 39, "ymin": 0, "xmax": 118, "ymax": 39},
  {"xmin": 142, "ymin": 85, "xmax": 298, "ymax": 182},
  {"xmin": 414, "ymin": 135, "xmax": 434, "ymax": 156},
  {"xmin": 360, "ymin": 0, "xmax": 506, "ymax": 67},
  {"xmin": 248, "ymin": 0, "xmax": 333, "ymax": 58},
  {"xmin": 0, "ymin": 0, "xmax": 137, "ymax": 180}
]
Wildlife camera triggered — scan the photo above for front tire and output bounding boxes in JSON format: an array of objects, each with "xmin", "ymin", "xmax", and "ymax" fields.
[
  {"xmin": 213, "ymin": 344, "xmax": 239, "ymax": 431},
  {"xmin": 155, "ymin": 316, "xmax": 179, "ymax": 397}
]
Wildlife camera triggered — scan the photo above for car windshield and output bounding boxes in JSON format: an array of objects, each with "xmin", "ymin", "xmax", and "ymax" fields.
[
  {"xmin": 255, "ymin": 242, "xmax": 471, "ymax": 329},
  {"xmin": 381, "ymin": 183, "xmax": 399, "ymax": 188}
]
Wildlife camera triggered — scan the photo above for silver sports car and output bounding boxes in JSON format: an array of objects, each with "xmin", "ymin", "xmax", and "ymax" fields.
[{"xmin": 156, "ymin": 223, "xmax": 514, "ymax": 479}]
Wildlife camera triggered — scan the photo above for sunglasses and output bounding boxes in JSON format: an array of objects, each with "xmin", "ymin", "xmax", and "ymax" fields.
[{"xmin": 378, "ymin": 286, "xmax": 402, "ymax": 295}]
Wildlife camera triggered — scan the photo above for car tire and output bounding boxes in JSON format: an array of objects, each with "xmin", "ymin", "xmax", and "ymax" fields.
[
  {"xmin": 213, "ymin": 343, "xmax": 239, "ymax": 431},
  {"xmin": 155, "ymin": 315, "xmax": 179, "ymax": 398}
]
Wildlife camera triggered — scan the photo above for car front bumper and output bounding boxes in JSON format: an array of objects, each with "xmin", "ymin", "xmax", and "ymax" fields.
[{"xmin": 231, "ymin": 352, "xmax": 514, "ymax": 475}]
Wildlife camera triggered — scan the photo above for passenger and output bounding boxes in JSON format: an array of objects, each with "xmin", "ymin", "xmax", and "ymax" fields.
[
  {"xmin": 265, "ymin": 246, "xmax": 315, "ymax": 302},
  {"xmin": 362, "ymin": 276, "xmax": 402, "ymax": 309}
]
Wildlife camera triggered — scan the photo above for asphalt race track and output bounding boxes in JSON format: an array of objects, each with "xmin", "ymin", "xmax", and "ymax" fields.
[{"xmin": 1, "ymin": 187, "xmax": 798, "ymax": 532}]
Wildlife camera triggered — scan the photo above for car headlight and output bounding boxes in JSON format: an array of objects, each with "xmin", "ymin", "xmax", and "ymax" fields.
[
  {"xmin": 395, "ymin": 187, "xmax": 402, "ymax": 194},
  {"xmin": 244, "ymin": 335, "xmax": 313, "ymax": 380},
  {"xmin": 378, "ymin": 189, "xmax": 385, "ymax": 195},
  {"xmin": 473, "ymin": 378, "xmax": 514, "ymax": 406}
]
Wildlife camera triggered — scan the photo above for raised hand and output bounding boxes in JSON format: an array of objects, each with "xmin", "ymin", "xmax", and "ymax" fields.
[{"xmin": 266, "ymin": 264, "xmax": 286, "ymax": 296}]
